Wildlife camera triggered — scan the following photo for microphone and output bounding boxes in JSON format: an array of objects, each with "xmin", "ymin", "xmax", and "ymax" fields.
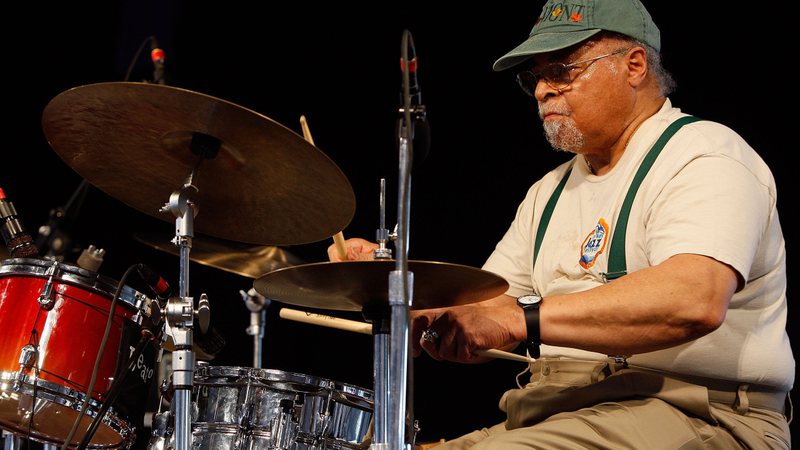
[
  {"xmin": 150, "ymin": 36, "xmax": 166, "ymax": 85},
  {"xmin": 398, "ymin": 30, "xmax": 431, "ymax": 169},
  {"xmin": 401, "ymin": 43, "xmax": 421, "ymax": 107},
  {"xmin": 0, "ymin": 187, "xmax": 40, "ymax": 259},
  {"xmin": 137, "ymin": 264, "xmax": 171, "ymax": 300}
]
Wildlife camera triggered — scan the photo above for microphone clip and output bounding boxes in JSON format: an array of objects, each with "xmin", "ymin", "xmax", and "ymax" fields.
[{"xmin": 398, "ymin": 104, "xmax": 426, "ymax": 121}]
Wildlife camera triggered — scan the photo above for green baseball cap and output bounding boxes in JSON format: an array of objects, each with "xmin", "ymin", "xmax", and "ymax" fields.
[{"xmin": 493, "ymin": 0, "xmax": 660, "ymax": 71}]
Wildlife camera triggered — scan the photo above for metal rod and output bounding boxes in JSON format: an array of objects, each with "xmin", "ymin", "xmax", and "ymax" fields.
[
  {"xmin": 241, "ymin": 288, "xmax": 269, "ymax": 368},
  {"xmin": 161, "ymin": 183, "xmax": 198, "ymax": 450},
  {"xmin": 372, "ymin": 323, "xmax": 390, "ymax": 445}
]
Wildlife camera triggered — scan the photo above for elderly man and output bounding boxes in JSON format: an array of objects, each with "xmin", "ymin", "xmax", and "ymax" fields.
[{"xmin": 331, "ymin": 0, "xmax": 793, "ymax": 448}]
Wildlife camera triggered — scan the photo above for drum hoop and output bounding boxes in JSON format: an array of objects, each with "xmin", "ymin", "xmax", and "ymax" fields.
[
  {"xmin": 242, "ymin": 430, "xmax": 368, "ymax": 450},
  {"xmin": 319, "ymin": 436, "xmax": 370, "ymax": 450},
  {"xmin": 190, "ymin": 424, "xmax": 243, "ymax": 433},
  {"xmin": 193, "ymin": 366, "xmax": 374, "ymax": 403},
  {"xmin": 0, "ymin": 258, "xmax": 145, "ymax": 310},
  {"xmin": 331, "ymin": 391, "xmax": 374, "ymax": 410},
  {"xmin": 0, "ymin": 370, "xmax": 133, "ymax": 434},
  {"xmin": 195, "ymin": 366, "xmax": 325, "ymax": 388},
  {"xmin": 331, "ymin": 382, "xmax": 374, "ymax": 401}
]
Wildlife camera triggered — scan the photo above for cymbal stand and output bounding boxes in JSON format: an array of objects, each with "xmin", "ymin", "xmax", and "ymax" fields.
[
  {"xmin": 380, "ymin": 134, "xmax": 412, "ymax": 450},
  {"xmin": 363, "ymin": 308, "xmax": 390, "ymax": 446},
  {"xmin": 240, "ymin": 287, "xmax": 270, "ymax": 368},
  {"xmin": 370, "ymin": 181, "xmax": 394, "ymax": 447},
  {"xmin": 159, "ymin": 160, "xmax": 211, "ymax": 450},
  {"xmin": 373, "ymin": 28, "xmax": 419, "ymax": 450}
]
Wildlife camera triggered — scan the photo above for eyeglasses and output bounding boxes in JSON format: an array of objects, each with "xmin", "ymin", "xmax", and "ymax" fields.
[{"xmin": 515, "ymin": 48, "xmax": 632, "ymax": 96}]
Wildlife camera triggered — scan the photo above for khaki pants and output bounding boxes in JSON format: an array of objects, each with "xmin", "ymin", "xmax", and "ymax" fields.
[{"xmin": 436, "ymin": 358, "xmax": 791, "ymax": 450}]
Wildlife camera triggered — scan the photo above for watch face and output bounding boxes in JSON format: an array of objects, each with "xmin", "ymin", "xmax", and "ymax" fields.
[{"xmin": 517, "ymin": 294, "xmax": 542, "ymax": 306}]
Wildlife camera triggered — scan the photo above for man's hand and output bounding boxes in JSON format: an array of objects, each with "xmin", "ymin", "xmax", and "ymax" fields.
[
  {"xmin": 411, "ymin": 295, "xmax": 523, "ymax": 363},
  {"xmin": 327, "ymin": 237, "xmax": 380, "ymax": 262}
]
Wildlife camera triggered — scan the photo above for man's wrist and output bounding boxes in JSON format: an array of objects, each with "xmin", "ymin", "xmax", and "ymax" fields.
[{"xmin": 516, "ymin": 294, "xmax": 542, "ymax": 358}]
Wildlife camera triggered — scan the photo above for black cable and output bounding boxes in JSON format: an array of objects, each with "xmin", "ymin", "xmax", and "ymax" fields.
[
  {"xmin": 53, "ymin": 34, "xmax": 159, "ymax": 450},
  {"xmin": 76, "ymin": 329, "xmax": 155, "ymax": 448},
  {"xmin": 60, "ymin": 263, "xmax": 139, "ymax": 450},
  {"xmin": 38, "ymin": 36, "xmax": 152, "ymax": 258},
  {"xmin": 123, "ymin": 36, "xmax": 156, "ymax": 82},
  {"xmin": 63, "ymin": 179, "xmax": 90, "ymax": 215},
  {"xmin": 23, "ymin": 310, "xmax": 43, "ymax": 443}
]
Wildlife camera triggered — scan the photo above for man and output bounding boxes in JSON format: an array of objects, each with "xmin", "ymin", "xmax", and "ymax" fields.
[{"xmin": 330, "ymin": 0, "xmax": 793, "ymax": 447}]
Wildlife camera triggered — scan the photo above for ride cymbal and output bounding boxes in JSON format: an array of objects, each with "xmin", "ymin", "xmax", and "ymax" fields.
[
  {"xmin": 253, "ymin": 260, "xmax": 509, "ymax": 312},
  {"xmin": 134, "ymin": 231, "xmax": 304, "ymax": 279},
  {"xmin": 42, "ymin": 82, "xmax": 355, "ymax": 246}
]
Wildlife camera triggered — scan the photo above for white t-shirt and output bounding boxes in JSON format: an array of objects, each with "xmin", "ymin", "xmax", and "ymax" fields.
[{"xmin": 483, "ymin": 99, "xmax": 794, "ymax": 390}]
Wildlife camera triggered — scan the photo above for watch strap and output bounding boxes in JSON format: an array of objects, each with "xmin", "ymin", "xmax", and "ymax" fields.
[{"xmin": 523, "ymin": 306, "xmax": 541, "ymax": 359}]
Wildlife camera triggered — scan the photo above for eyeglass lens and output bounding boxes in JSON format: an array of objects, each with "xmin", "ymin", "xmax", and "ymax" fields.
[
  {"xmin": 516, "ymin": 64, "xmax": 572, "ymax": 96},
  {"xmin": 515, "ymin": 48, "xmax": 631, "ymax": 97}
]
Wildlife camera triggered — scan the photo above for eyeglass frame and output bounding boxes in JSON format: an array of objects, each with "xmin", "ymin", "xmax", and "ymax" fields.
[{"xmin": 515, "ymin": 47, "xmax": 633, "ymax": 96}]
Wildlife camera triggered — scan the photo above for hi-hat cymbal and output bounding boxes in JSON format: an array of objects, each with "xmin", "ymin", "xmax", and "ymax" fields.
[
  {"xmin": 134, "ymin": 231, "xmax": 305, "ymax": 279},
  {"xmin": 253, "ymin": 260, "xmax": 509, "ymax": 312},
  {"xmin": 41, "ymin": 82, "xmax": 355, "ymax": 246}
]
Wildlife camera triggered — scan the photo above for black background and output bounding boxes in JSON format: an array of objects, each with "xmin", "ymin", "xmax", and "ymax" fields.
[{"xmin": 2, "ymin": 1, "xmax": 795, "ymax": 447}]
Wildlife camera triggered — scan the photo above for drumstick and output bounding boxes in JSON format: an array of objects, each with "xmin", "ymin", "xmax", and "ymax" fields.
[
  {"xmin": 279, "ymin": 308, "xmax": 535, "ymax": 364},
  {"xmin": 281, "ymin": 307, "xmax": 372, "ymax": 334},
  {"xmin": 300, "ymin": 115, "xmax": 347, "ymax": 260}
]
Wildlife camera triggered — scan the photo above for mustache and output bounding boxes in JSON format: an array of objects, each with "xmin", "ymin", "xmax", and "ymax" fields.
[{"xmin": 538, "ymin": 103, "xmax": 571, "ymax": 119}]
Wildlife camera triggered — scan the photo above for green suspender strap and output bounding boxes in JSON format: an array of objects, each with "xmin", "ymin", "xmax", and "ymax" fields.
[
  {"xmin": 533, "ymin": 116, "xmax": 701, "ymax": 277},
  {"xmin": 533, "ymin": 166, "xmax": 573, "ymax": 267},
  {"xmin": 604, "ymin": 115, "xmax": 702, "ymax": 280}
]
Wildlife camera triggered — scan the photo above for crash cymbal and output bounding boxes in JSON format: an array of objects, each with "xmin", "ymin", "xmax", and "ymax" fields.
[
  {"xmin": 253, "ymin": 260, "xmax": 509, "ymax": 312},
  {"xmin": 41, "ymin": 82, "xmax": 355, "ymax": 246},
  {"xmin": 134, "ymin": 231, "xmax": 304, "ymax": 279}
]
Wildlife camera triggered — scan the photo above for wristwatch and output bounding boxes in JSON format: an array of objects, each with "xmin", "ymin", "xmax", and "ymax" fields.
[{"xmin": 517, "ymin": 294, "xmax": 542, "ymax": 358}]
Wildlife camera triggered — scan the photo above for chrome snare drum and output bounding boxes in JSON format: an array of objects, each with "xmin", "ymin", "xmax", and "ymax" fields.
[{"xmin": 149, "ymin": 365, "xmax": 373, "ymax": 449}]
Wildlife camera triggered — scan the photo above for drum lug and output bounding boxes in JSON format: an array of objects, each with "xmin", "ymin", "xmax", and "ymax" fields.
[
  {"xmin": 132, "ymin": 292, "xmax": 152, "ymax": 325},
  {"xmin": 18, "ymin": 344, "xmax": 38, "ymax": 368},
  {"xmin": 271, "ymin": 398, "xmax": 300, "ymax": 449},
  {"xmin": 37, "ymin": 260, "xmax": 60, "ymax": 310},
  {"xmin": 316, "ymin": 380, "xmax": 336, "ymax": 441},
  {"xmin": 16, "ymin": 344, "xmax": 39, "ymax": 381}
]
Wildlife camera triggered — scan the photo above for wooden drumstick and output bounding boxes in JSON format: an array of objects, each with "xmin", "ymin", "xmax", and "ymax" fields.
[
  {"xmin": 279, "ymin": 307, "xmax": 535, "ymax": 364},
  {"xmin": 281, "ymin": 307, "xmax": 372, "ymax": 334},
  {"xmin": 300, "ymin": 115, "xmax": 347, "ymax": 260}
]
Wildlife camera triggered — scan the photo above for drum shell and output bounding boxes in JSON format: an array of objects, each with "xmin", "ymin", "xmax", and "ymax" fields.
[
  {"xmin": 153, "ymin": 366, "xmax": 374, "ymax": 449},
  {"xmin": 0, "ymin": 258, "xmax": 157, "ymax": 449}
]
